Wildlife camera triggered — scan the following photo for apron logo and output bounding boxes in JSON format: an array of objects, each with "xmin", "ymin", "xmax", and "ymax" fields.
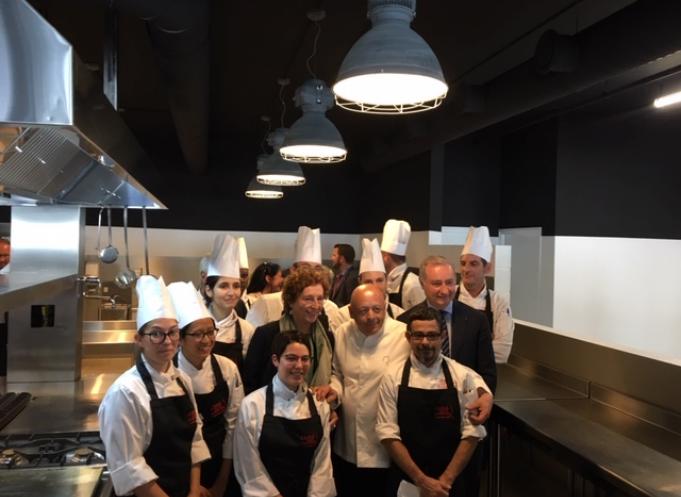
[
  {"xmin": 299, "ymin": 433, "xmax": 319, "ymax": 448},
  {"xmin": 434, "ymin": 405, "xmax": 454, "ymax": 420},
  {"xmin": 210, "ymin": 400, "xmax": 227, "ymax": 418},
  {"xmin": 186, "ymin": 409, "xmax": 198, "ymax": 425}
]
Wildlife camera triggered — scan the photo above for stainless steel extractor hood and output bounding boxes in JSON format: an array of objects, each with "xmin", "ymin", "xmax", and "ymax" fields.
[{"xmin": 0, "ymin": 0, "xmax": 165, "ymax": 208}]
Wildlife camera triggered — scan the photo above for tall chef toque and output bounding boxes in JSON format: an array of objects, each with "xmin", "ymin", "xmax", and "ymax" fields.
[
  {"xmin": 237, "ymin": 237, "xmax": 249, "ymax": 270},
  {"xmin": 461, "ymin": 226, "xmax": 493, "ymax": 263},
  {"xmin": 207, "ymin": 234, "xmax": 241, "ymax": 278},
  {"xmin": 380, "ymin": 219, "xmax": 411, "ymax": 256},
  {"xmin": 294, "ymin": 226, "xmax": 321, "ymax": 264},
  {"xmin": 136, "ymin": 275, "xmax": 177, "ymax": 331},
  {"xmin": 167, "ymin": 281, "xmax": 215, "ymax": 330},
  {"xmin": 359, "ymin": 238, "xmax": 386, "ymax": 274}
]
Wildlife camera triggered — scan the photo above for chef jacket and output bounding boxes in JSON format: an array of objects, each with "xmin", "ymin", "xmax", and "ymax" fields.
[
  {"xmin": 176, "ymin": 349, "xmax": 244, "ymax": 458},
  {"xmin": 214, "ymin": 309, "xmax": 255, "ymax": 358},
  {"xmin": 376, "ymin": 353, "xmax": 488, "ymax": 444},
  {"xmin": 245, "ymin": 291, "xmax": 344, "ymax": 331},
  {"xmin": 336, "ymin": 299, "xmax": 404, "ymax": 326},
  {"xmin": 233, "ymin": 375, "xmax": 335, "ymax": 497},
  {"xmin": 386, "ymin": 264, "xmax": 425, "ymax": 311},
  {"xmin": 456, "ymin": 284, "xmax": 514, "ymax": 363},
  {"xmin": 98, "ymin": 354, "xmax": 210, "ymax": 496},
  {"xmin": 329, "ymin": 317, "xmax": 410, "ymax": 468}
]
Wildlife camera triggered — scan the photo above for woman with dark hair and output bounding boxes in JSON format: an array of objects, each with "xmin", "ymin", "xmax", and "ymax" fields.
[
  {"xmin": 243, "ymin": 265, "xmax": 334, "ymax": 394},
  {"xmin": 205, "ymin": 234, "xmax": 255, "ymax": 373},
  {"xmin": 243, "ymin": 261, "xmax": 284, "ymax": 309},
  {"xmin": 168, "ymin": 281, "xmax": 244, "ymax": 497},
  {"xmin": 234, "ymin": 332, "xmax": 336, "ymax": 497}
]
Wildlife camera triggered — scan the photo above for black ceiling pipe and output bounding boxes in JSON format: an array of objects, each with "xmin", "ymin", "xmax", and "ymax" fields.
[
  {"xmin": 363, "ymin": 0, "xmax": 681, "ymax": 171},
  {"xmin": 112, "ymin": 0, "xmax": 211, "ymax": 174}
]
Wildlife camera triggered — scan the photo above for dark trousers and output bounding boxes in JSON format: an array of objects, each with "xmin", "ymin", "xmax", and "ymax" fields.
[{"xmin": 333, "ymin": 453, "xmax": 388, "ymax": 497}]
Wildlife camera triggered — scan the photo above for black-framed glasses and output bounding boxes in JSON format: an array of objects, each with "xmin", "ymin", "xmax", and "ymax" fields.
[
  {"xmin": 408, "ymin": 332, "xmax": 442, "ymax": 342},
  {"xmin": 143, "ymin": 328, "xmax": 180, "ymax": 344},
  {"xmin": 184, "ymin": 328, "xmax": 217, "ymax": 341}
]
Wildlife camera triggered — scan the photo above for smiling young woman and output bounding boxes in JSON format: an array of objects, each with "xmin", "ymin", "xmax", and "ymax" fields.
[{"xmin": 234, "ymin": 332, "xmax": 336, "ymax": 497}]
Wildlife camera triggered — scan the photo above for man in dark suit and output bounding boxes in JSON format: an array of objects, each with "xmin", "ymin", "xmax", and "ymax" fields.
[
  {"xmin": 398, "ymin": 255, "xmax": 496, "ymax": 497},
  {"xmin": 330, "ymin": 243, "xmax": 359, "ymax": 308}
]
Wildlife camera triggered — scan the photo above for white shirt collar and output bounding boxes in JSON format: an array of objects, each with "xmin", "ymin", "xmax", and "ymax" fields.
[
  {"xmin": 213, "ymin": 308, "xmax": 238, "ymax": 327},
  {"xmin": 410, "ymin": 352, "xmax": 443, "ymax": 375},
  {"xmin": 427, "ymin": 300, "xmax": 453, "ymax": 315},
  {"xmin": 387, "ymin": 262, "xmax": 407, "ymax": 282},
  {"xmin": 459, "ymin": 282, "xmax": 488, "ymax": 300},
  {"xmin": 272, "ymin": 373, "xmax": 307, "ymax": 402},
  {"xmin": 177, "ymin": 349, "xmax": 209, "ymax": 373},
  {"xmin": 140, "ymin": 353, "xmax": 180, "ymax": 383}
]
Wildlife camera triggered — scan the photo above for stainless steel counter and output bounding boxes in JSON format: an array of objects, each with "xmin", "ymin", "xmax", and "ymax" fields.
[
  {"xmin": 0, "ymin": 465, "xmax": 105, "ymax": 497},
  {"xmin": 493, "ymin": 363, "xmax": 681, "ymax": 497}
]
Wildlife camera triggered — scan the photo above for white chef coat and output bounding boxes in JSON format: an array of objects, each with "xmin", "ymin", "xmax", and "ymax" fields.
[
  {"xmin": 330, "ymin": 317, "xmax": 410, "ymax": 468},
  {"xmin": 242, "ymin": 291, "xmax": 263, "ymax": 311},
  {"xmin": 456, "ymin": 284, "xmax": 514, "ymax": 363},
  {"xmin": 233, "ymin": 375, "xmax": 336, "ymax": 497},
  {"xmin": 176, "ymin": 350, "xmax": 244, "ymax": 458},
  {"xmin": 376, "ymin": 353, "xmax": 488, "ymax": 444},
  {"xmin": 213, "ymin": 309, "xmax": 255, "ymax": 358},
  {"xmin": 386, "ymin": 263, "xmax": 425, "ymax": 311},
  {"xmin": 245, "ymin": 291, "xmax": 344, "ymax": 332},
  {"xmin": 336, "ymin": 299, "xmax": 404, "ymax": 327},
  {"xmin": 98, "ymin": 354, "xmax": 211, "ymax": 496}
]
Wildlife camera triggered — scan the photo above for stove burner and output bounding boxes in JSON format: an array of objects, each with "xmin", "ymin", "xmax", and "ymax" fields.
[
  {"xmin": 64, "ymin": 447, "xmax": 106, "ymax": 466},
  {"xmin": 0, "ymin": 448, "xmax": 30, "ymax": 467}
]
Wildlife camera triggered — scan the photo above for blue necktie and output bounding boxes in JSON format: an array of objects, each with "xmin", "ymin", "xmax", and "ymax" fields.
[{"xmin": 440, "ymin": 310, "xmax": 450, "ymax": 357}]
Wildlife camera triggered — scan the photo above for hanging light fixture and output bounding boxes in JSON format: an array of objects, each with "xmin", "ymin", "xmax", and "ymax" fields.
[
  {"xmin": 333, "ymin": 0, "xmax": 448, "ymax": 114},
  {"xmin": 244, "ymin": 177, "xmax": 284, "ymax": 199},
  {"xmin": 257, "ymin": 129, "xmax": 306, "ymax": 185},
  {"xmin": 280, "ymin": 11, "xmax": 347, "ymax": 163}
]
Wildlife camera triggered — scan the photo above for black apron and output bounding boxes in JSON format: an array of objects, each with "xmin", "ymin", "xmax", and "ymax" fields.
[
  {"xmin": 258, "ymin": 382, "xmax": 323, "ymax": 497},
  {"xmin": 388, "ymin": 358, "xmax": 464, "ymax": 497},
  {"xmin": 136, "ymin": 356, "xmax": 197, "ymax": 497},
  {"xmin": 388, "ymin": 268, "xmax": 417, "ymax": 308},
  {"xmin": 455, "ymin": 287, "xmax": 493, "ymax": 334},
  {"xmin": 174, "ymin": 353, "xmax": 230, "ymax": 489},
  {"xmin": 213, "ymin": 319, "xmax": 244, "ymax": 372}
]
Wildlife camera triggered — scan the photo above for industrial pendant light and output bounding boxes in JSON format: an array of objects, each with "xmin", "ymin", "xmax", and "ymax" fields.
[
  {"xmin": 244, "ymin": 177, "xmax": 284, "ymax": 199},
  {"xmin": 257, "ymin": 129, "xmax": 306, "ymax": 185},
  {"xmin": 333, "ymin": 0, "xmax": 448, "ymax": 114},
  {"xmin": 280, "ymin": 11, "xmax": 347, "ymax": 163}
]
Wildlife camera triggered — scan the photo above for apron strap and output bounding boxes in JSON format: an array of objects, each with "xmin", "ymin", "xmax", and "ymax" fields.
[
  {"xmin": 441, "ymin": 359, "xmax": 455, "ymax": 390},
  {"xmin": 265, "ymin": 382, "xmax": 275, "ymax": 415},
  {"xmin": 175, "ymin": 377, "xmax": 191, "ymax": 397},
  {"xmin": 136, "ymin": 355, "xmax": 160, "ymax": 400},
  {"xmin": 209, "ymin": 353, "xmax": 227, "ymax": 387},
  {"xmin": 305, "ymin": 389, "xmax": 319, "ymax": 418},
  {"xmin": 400, "ymin": 356, "xmax": 455, "ymax": 391},
  {"xmin": 400, "ymin": 357, "xmax": 413, "ymax": 387},
  {"xmin": 235, "ymin": 319, "xmax": 243, "ymax": 344}
]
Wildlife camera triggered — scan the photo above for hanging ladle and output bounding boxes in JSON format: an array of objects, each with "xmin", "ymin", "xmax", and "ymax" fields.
[
  {"xmin": 99, "ymin": 207, "xmax": 119, "ymax": 264},
  {"xmin": 115, "ymin": 207, "xmax": 137, "ymax": 289}
]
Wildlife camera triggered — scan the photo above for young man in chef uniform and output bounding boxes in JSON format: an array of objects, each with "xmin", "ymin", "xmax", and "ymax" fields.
[
  {"xmin": 381, "ymin": 219, "xmax": 425, "ymax": 311},
  {"xmin": 456, "ymin": 226, "xmax": 514, "ymax": 363}
]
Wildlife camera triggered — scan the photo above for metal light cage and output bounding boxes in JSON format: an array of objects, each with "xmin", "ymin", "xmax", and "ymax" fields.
[
  {"xmin": 256, "ymin": 153, "xmax": 306, "ymax": 186},
  {"xmin": 244, "ymin": 177, "xmax": 283, "ymax": 199}
]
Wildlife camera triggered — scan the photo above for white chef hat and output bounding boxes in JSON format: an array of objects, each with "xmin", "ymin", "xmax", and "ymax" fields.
[
  {"xmin": 167, "ymin": 281, "xmax": 215, "ymax": 330},
  {"xmin": 359, "ymin": 238, "xmax": 386, "ymax": 274},
  {"xmin": 207, "ymin": 234, "xmax": 240, "ymax": 278},
  {"xmin": 136, "ymin": 275, "xmax": 177, "ymax": 331},
  {"xmin": 199, "ymin": 256, "xmax": 209, "ymax": 274},
  {"xmin": 461, "ymin": 226, "xmax": 493, "ymax": 262},
  {"xmin": 237, "ymin": 237, "xmax": 249, "ymax": 270},
  {"xmin": 294, "ymin": 226, "xmax": 321, "ymax": 264},
  {"xmin": 380, "ymin": 219, "xmax": 411, "ymax": 256}
]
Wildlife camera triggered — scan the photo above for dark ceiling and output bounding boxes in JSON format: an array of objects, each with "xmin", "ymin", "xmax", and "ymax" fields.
[{"xmin": 26, "ymin": 0, "xmax": 641, "ymax": 176}]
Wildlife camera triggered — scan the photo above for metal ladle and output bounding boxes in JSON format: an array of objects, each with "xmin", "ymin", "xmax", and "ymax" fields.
[
  {"xmin": 99, "ymin": 207, "xmax": 119, "ymax": 264},
  {"xmin": 115, "ymin": 207, "xmax": 137, "ymax": 289}
]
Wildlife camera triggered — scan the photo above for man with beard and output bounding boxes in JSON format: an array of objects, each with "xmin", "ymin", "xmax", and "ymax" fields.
[
  {"xmin": 377, "ymin": 307, "xmax": 491, "ymax": 497},
  {"xmin": 329, "ymin": 243, "xmax": 359, "ymax": 308}
]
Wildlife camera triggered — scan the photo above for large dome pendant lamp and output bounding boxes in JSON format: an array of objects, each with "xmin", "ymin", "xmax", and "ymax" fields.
[
  {"xmin": 280, "ymin": 10, "xmax": 347, "ymax": 164},
  {"xmin": 244, "ymin": 177, "xmax": 284, "ymax": 199},
  {"xmin": 257, "ymin": 128, "xmax": 307, "ymax": 185},
  {"xmin": 333, "ymin": 0, "xmax": 448, "ymax": 114},
  {"xmin": 280, "ymin": 79, "xmax": 347, "ymax": 164}
]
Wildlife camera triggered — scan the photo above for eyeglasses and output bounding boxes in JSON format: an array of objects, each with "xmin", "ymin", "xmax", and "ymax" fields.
[
  {"xmin": 142, "ymin": 328, "xmax": 180, "ymax": 344},
  {"xmin": 408, "ymin": 332, "xmax": 442, "ymax": 342},
  {"xmin": 184, "ymin": 329, "xmax": 217, "ymax": 341}
]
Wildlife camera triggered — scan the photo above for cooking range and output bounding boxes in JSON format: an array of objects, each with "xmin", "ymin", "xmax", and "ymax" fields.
[{"xmin": 0, "ymin": 431, "xmax": 112, "ymax": 497}]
